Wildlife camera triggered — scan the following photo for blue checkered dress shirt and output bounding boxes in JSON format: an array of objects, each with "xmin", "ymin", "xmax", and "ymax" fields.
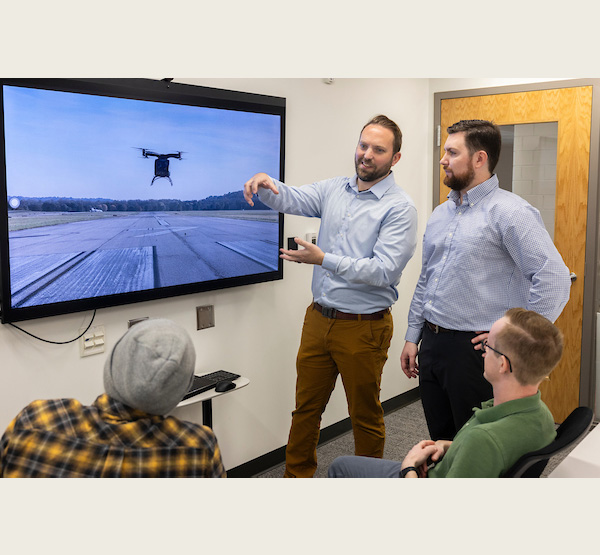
[
  {"xmin": 405, "ymin": 175, "xmax": 571, "ymax": 343},
  {"xmin": 258, "ymin": 173, "xmax": 418, "ymax": 314}
]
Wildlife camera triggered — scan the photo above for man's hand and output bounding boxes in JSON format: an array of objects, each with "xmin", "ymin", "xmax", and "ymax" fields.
[
  {"xmin": 401, "ymin": 341, "xmax": 419, "ymax": 378},
  {"xmin": 401, "ymin": 440, "xmax": 438, "ymax": 478},
  {"xmin": 430, "ymin": 439, "xmax": 452, "ymax": 463},
  {"xmin": 280, "ymin": 237, "xmax": 325, "ymax": 265},
  {"xmin": 472, "ymin": 331, "xmax": 489, "ymax": 354},
  {"xmin": 243, "ymin": 172, "xmax": 279, "ymax": 206}
]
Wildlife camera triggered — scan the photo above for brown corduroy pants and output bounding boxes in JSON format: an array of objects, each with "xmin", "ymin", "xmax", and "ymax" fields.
[{"xmin": 283, "ymin": 304, "xmax": 393, "ymax": 477}]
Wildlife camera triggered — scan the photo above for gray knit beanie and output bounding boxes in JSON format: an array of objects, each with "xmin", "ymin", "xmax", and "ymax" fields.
[{"xmin": 103, "ymin": 318, "xmax": 195, "ymax": 415}]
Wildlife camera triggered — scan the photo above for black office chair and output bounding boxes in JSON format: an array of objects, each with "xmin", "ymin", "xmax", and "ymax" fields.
[{"xmin": 502, "ymin": 406, "xmax": 594, "ymax": 478}]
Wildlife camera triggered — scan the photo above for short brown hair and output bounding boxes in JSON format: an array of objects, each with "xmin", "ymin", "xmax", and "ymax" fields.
[
  {"xmin": 362, "ymin": 115, "xmax": 402, "ymax": 154},
  {"xmin": 447, "ymin": 119, "xmax": 501, "ymax": 172},
  {"xmin": 495, "ymin": 308, "xmax": 564, "ymax": 386}
]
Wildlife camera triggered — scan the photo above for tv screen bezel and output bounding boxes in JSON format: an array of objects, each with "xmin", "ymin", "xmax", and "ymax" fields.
[{"xmin": 0, "ymin": 78, "xmax": 285, "ymax": 323}]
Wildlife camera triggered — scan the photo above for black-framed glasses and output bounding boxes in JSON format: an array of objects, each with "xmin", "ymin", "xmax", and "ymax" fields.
[{"xmin": 480, "ymin": 340, "xmax": 512, "ymax": 373}]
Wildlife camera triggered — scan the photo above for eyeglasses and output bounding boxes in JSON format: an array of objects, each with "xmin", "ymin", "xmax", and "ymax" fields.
[{"xmin": 480, "ymin": 339, "xmax": 512, "ymax": 373}]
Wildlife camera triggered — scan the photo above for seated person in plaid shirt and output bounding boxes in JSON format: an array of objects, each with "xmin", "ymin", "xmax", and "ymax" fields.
[{"xmin": 0, "ymin": 318, "xmax": 226, "ymax": 478}]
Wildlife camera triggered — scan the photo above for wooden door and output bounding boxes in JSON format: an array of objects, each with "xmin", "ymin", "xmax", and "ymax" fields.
[{"xmin": 439, "ymin": 86, "xmax": 593, "ymax": 422}]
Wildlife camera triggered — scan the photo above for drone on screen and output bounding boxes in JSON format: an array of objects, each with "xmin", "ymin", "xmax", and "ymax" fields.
[{"xmin": 136, "ymin": 148, "xmax": 184, "ymax": 186}]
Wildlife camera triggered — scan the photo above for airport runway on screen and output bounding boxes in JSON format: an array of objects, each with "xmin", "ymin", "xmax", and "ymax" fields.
[{"xmin": 8, "ymin": 212, "xmax": 280, "ymax": 308}]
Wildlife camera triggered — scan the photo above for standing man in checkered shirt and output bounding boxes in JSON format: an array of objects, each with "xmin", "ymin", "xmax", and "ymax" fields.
[{"xmin": 401, "ymin": 119, "xmax": 571, "ymax": 441}]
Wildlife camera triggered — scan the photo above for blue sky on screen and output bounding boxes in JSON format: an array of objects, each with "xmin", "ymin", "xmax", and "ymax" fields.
[{"xmin": 3, "ymin": 85, "xmax": 281, "ymax": 201}]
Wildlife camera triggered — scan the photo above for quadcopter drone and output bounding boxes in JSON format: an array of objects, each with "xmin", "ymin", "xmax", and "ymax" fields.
[{"xmin": 137, "ymin": 148, "xmax": 183, "ymax": 186}]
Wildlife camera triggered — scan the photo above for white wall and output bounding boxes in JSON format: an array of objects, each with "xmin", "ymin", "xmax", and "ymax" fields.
[{"xmin": 0, "ymin": 78, "xmax": 431, "ymax": 471}]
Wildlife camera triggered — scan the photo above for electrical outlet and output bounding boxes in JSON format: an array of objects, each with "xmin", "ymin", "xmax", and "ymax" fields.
[{"xmin": 80, "ymin": 325, "xmax": 106, "ymax": 357}]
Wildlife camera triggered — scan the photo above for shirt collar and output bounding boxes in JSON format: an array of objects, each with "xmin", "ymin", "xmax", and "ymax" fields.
[
  {"xmin": 472, "ymin": 390, "xmax": 542, "ymax": 424},
  {"xmin": 92, "ymin": 393, "xmax": 163, "ymax": 423},
  {"xmin": 349, "ymin": 171, "xmax": 397, "ymax": 199},
  {"xmin": 448, "ymin": 174, "xmax": 499, "ymax": 207}
]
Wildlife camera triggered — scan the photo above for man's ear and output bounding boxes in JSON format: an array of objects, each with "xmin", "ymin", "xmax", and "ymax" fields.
[
  {"xmin": 472, "ymin": 150, "xmax": 488, "ymax": 170},
  {"xmin": 391, "ymin": 152, "xmax": 401, "ymax": 167},
  {"xmin": 499, "ymin": 355, "xmax": 511, "ymax": 375}
]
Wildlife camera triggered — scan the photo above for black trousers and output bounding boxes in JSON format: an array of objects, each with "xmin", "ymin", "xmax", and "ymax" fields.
[{"xmin": 418, "ymin": 324, "xmax": 492, "ymax": 441}]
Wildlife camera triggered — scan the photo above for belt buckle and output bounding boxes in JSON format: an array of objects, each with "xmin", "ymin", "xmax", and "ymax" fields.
[
  {"xmin": 322, "ymin": 306, "xmax": 337, "ymax": 319},
  {"xmin": 430, "ymin": 322, "xmax": 440, "ymax": 334}
]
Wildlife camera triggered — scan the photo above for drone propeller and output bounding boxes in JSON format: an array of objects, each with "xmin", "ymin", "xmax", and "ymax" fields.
[{"xmin": 132, "ymin": 147, "xmax": 186, "ymax": 159}]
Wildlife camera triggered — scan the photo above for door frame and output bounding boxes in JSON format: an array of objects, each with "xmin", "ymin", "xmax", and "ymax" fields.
[{"xmin": 433, "ymin": 79, "xmax": 600, "ymax": 413}]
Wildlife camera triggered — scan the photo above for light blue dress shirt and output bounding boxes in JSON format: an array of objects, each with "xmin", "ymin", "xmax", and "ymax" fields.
[
  {"xmin": 257, "ymin": 172, "xmax": 418, "ymax": 314},
  {"xmin": 405, "ymin": 174, "xmax": 571, "ymax": 343}
]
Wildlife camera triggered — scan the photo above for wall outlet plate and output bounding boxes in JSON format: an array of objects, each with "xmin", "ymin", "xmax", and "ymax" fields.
[{"xmin": 80, "ymin": 325, "xmax": 106, "ymax": 357}]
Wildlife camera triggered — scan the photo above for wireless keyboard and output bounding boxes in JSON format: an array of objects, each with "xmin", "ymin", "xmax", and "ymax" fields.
[{"xmin": 182, "ymin": 370, "xmax": 241, "ymax": 400}]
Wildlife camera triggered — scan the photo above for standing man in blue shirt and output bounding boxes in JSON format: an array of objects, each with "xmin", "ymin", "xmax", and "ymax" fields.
[
  {"xmin": 401, "ymin": 119, "xmax": 571, "ymax": 441},
  {"xmin": 244, "ymin": 115, "xmax": 418, "ymax": 477}
]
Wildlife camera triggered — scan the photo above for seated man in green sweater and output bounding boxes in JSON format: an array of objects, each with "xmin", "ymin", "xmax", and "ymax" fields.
[{"xmin": 328, "ymin": 308, "xmax": 563, "ymax": 478}]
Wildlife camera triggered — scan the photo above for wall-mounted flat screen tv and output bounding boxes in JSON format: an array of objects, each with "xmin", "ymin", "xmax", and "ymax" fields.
[{"xmin": 0, "ymin": 78, "xmax": 285, "ymax": 323}]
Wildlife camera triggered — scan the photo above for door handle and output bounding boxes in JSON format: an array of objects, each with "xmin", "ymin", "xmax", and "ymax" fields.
[{"xmin": 570, "ymin": 272, "xmax": 577, "ymax": 282}]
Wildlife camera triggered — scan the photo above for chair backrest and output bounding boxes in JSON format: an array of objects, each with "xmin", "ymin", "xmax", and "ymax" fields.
[{"xmin": 502, "ymin": 406, "xmax": 594, "ymax": 478}]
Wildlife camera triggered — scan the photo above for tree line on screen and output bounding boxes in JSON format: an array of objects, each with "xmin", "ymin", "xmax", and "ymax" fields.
[{"xmin": 9, "ymin": 191, "xmax": 270, "ymax": 212}]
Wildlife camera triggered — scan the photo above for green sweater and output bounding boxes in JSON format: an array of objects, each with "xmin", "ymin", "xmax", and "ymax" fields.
[{"xmin": 428, "ymin": 391, "xmax": 556, "ymax": 478}]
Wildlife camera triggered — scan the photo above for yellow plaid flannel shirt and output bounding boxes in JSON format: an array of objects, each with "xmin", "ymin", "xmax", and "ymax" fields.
[{"xmin": 0, "ymin": 394, "xmax": 226, "ymax": 477}]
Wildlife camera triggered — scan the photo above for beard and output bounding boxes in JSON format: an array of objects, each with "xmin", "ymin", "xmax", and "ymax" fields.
[
  {"xmin": 355, "ymin": 156, "xmax": 393, "ymax": 183},
  {"xmin": 443, "ymin": 163, "xmax": 475, "ymax": 191}
]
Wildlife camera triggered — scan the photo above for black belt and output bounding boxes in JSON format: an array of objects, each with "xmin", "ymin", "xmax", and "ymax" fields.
[
  {"xmin": 425, "ymin": 321, "xmax": 480, "ymax": 335},
  {"xmin": 313, "ymin": 302, "xmax": 389, "ymax": 321},
  {"xmin": 425, "ymin": 321, "xmax": 455, "ymax": 334}
]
